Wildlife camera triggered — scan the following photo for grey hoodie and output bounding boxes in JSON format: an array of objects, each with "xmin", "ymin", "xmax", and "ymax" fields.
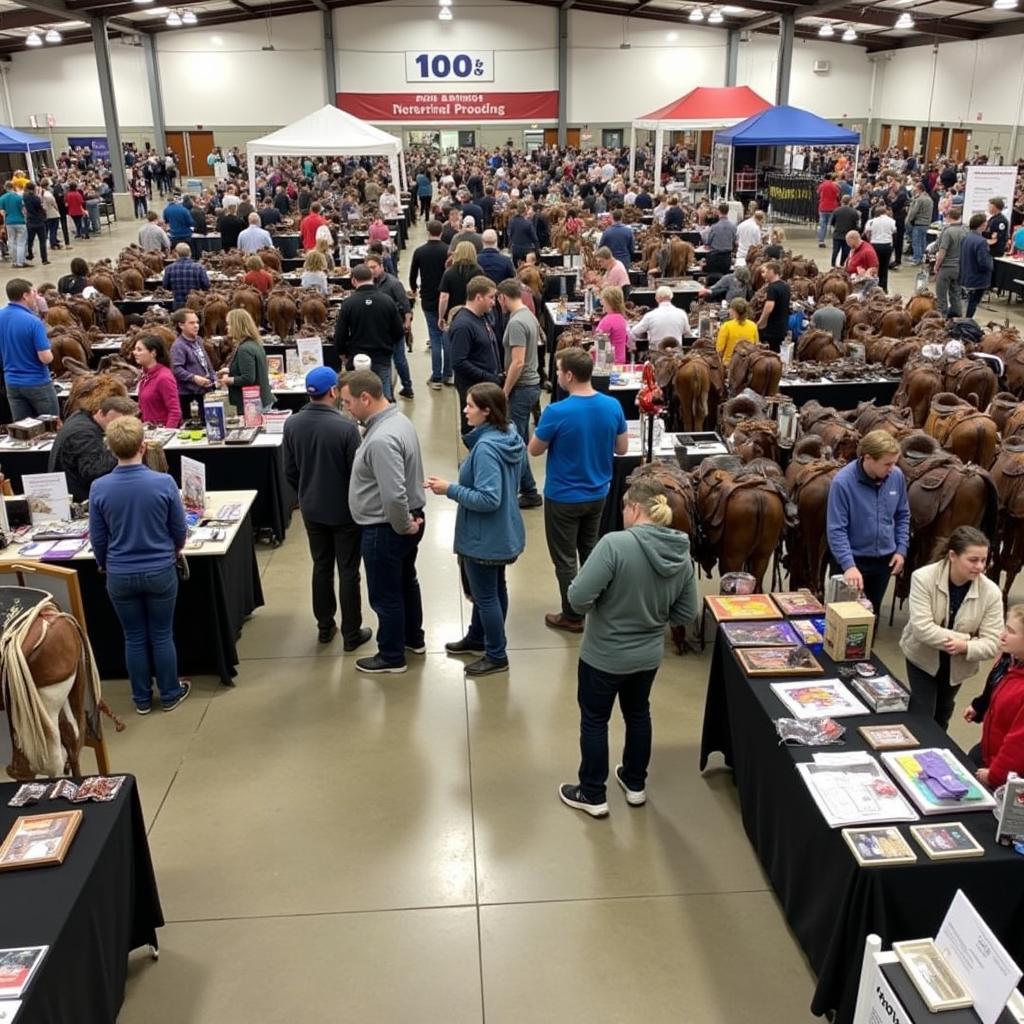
[{"xmin": 568, "ymin": 524, "xmax": 698, "ymax": 673}]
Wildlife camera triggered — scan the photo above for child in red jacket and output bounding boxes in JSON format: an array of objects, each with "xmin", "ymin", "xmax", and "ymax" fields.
[{"xmin": 966, "ymin": 604, "xmax": 1024, "ymax": 789}]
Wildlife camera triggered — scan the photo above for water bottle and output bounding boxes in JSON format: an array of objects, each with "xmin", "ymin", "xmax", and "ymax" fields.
[{"xmin": 915, "ymin": 268, "xmax": 928, "ymax": 294}]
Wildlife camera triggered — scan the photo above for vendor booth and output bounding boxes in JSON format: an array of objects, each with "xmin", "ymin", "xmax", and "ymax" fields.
[
  {"xmin": 0, "ymin": 124, "xmax": 55, "ymax": 181},
  {"xmin": 246, "ymin": 105, "xmax": 406, "ymax": 205}
]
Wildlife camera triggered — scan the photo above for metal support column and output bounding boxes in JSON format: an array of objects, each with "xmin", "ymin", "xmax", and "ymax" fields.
[
  {"xmin": 322, "ymin": 7, "xmax": 337, "ymax": 105},
  {"xmin": 557, "ymin": 7, "xmax": 568, "ymax": 147},
  {"xmin": 141, "ymin": 33, "xmax": 166, "ymax": 155},
  {"xmin": 775, "ymin": 14, "xmax": 794, "ymax": 107},
  {"xmin": 725, "ymin": 28, "xmax": 739, "ymax": 87},
  {"xmin": 90, "ymin": 15, "xmax": 126, "ymax": 192}
]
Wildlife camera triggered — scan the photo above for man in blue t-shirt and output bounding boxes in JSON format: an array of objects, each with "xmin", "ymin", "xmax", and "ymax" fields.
[
  {"xmin": 530, "ymin": 346, "xmax": 629, "ymax": 632},
  {"xmin": 0, "ymin": 278, "xmax": 58, "ymax": 418},
  {"xmin": 598, "ymin": 208, "xmax": 634, "ymax": 268},
  {"xmin": 162, "ymin": 195, "xmax": 194, "ymax": 248}
]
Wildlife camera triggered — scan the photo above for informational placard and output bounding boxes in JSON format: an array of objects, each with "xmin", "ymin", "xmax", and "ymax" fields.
[
  {"xmin": 22, "ymin": 473, "xmax": 71, "ymax": 525},
  {"xmin": 338, "ymin": 91, "xmax": 558, "ymax": 123},
  {"xmin": 862, "ymin": 964, "xmax": 909, "ymax": 1024},
  {"xmin": 996, "ymin": 774, "xmax": 1024, "ymax": 843},
  {"xmin": 67, "ymin": 136, "xmax": 109, "ymax": 162},
  {"xmin": 963, "ymin": 165, "xmax": 1017, "ymax": 221},
  {"xmin": 180, "ymin": 456, "xmax": 206, "ymax": 513},
  {"xmin": 405, "ymin": 51, "xmax": 493, "ymax": 83}
]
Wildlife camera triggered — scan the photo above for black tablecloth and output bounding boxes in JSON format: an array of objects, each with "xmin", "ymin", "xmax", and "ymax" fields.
[
  {"xmin": 0, "ymin": 776, "xmax": 163, "ymax": 1024},
  {"xmin": 116, "ymin": 298, "xmax": 173, "ymax": 316},
  {"xmin": 543, "ymin": 272, "xmax": 578, "ymax": 302},
  {"xmin": 0, "ymin": 447, "xmax": 50, "ymax": 490},
  {"xmin": 699, "ymin": 634, "xmax": 1024, "ymax": 1023},
  {"xmin": 628, "ymin": 288, "xmax": 699, "ymax": 311},
  {"xmin": 191, "ymin": 233, "xmax": 222, "ymax": 254},
  {"xmin": 273, "ymin": 234, "xmax": 301, "ymax": 259},
  {"xmin": 599, "ymin": 453, "xmax": 640, "ymax": 535},
  {"xmin": 779, "ymin": 378, "xmax": 899, "ymax": 409}
]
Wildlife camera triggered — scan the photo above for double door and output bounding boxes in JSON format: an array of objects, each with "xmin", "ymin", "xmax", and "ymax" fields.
[{"xmin": 165, "ymin": 130, "xmax": 216, "ymax": 177}]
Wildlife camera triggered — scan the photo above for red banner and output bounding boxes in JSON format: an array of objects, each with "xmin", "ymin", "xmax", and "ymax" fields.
[{"xmin": 336, "ymin": 91, "xmax": 558, "ymax": 123}]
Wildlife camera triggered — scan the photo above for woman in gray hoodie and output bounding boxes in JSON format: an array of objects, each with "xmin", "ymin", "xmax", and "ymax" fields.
[{"xmin": 559, "ymin": 476, "xmax": 699, "ymax": 818}]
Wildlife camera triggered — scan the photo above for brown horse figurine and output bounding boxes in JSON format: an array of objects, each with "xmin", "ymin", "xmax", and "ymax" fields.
[
  {"xmin": 785, "ymin": 457, "xmax": 842, "ymax": 597},
  {"xmin": 989, "ymin": 438, "xmax": 1024, "ymax": 603},
  {"xmin": 923, "ymin": 393, "xmax": 998, "ymax": 468},
  {"xmin": 727, "ymin": 341, "xmax": 781, "ymax": 397}
]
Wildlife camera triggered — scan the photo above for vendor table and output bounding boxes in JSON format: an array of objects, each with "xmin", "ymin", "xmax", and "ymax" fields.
[
  {"xmin": 116, "ymin": 296, "xmax": 173, "ymax": 316},
  {"xmin": 779, "ymin": 377, "xmax": 899, "ymax": 409},
  {"xmin": 0, "ymin": 489, "xmax": 263, "ymax": 684},
  {"xmin": 699, "ymin": 634, "xmax": 1024, "ymax": 1024},
  {"xmin": 0, "ymin": 776, "xmax": 163, "ymax": 1024},
  {"xmin": 191, "ymin": 233, "xmax": 222, "ymax": 254},
  {"xmin": 992, "ymin": 255, "xmax": 1024, "ymax": 299},
  {"xmin": 542, "ymin": 269, "xmax": 578, "ymax": 302},
  {"xmin": 273, "ymin": 233, "xmax": 301, "ymax": 259},
  {"xmin": 263, "ymin": 339, "xmax": 340, "ymax": 371},
  {"xmin": 629, "ymin": 282, "xmax": 703, "ymax": 311}
]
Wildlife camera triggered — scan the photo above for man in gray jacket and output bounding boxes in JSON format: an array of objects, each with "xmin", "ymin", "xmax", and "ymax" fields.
[
  {"xmin": 934, "ymin": 207, "xmax": 968, "ymax": 318},
  {"xmin": 906, "ymin": 180, "xmax": 934, "ymax": 266},
  {"xmin": 341, "ymin": 369, "xmax": 427, "ymax": 674}
]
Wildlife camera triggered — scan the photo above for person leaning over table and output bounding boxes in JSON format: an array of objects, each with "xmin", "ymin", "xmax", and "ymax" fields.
[
  {"xmin": 825, "ymin": 429, "xmax": 910, "ymax": 617},
  {"xmin": 715, "ymin": 298, "xmax": 758, "ymax": 366},
  {"xmin": 899, "ymin": 526, "xmax": 1002, "ymax": 730},
  {"xmin": 558, "ymin": 475, "xmax": 699, "ymax": 819},
  {"xmin": 89, "ymin": 415, "xmax": 191, "ymax": 716},
  {"xmin": 218, "ymin": 309, "xmax": 274, "ymax": 414},
  {"xmin": 629, "ymin": 285, "xmax": 692, "ymax": 350},
  {"xmin": 134, "ymin": 334, "xmax": 181, "ymax": 429},
  {"xmin": 965, "ymin": 603, "xmax": 1024, "ymax": 789},
  {"xmin": 49, "ymin": 395, "xmax": 137, "ymax": 503},
  {"xmin": 700, "ymin": 265, "xmax": 752, "ymax": 305},
  {"xmin": 170, "ymin": 306, "xmax": 214, "ymax": 422}
]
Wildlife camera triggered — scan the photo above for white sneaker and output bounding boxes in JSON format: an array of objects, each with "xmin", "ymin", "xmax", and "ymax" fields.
[{"xmin": 615, "ymin": 765, "xmax": 646, "ymax": 806}]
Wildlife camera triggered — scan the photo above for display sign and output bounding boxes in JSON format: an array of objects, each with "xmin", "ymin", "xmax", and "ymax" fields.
[
  {"xmin": 67, "ymin": 135, "xmax": 109, "ymax": 161},
  {"xmin": 766, "ymin": 172, "xmax": 818, "ymax": 223},
  {"xmin": 337, "ymin": 91, "xmax": 558, "ymax": 123},
  {"xmin": 405, "ymin": 50, "xmax": 493, "ymax": 83},
  {"xmin": 963, "ymin": 165, "xmax": 1017, "ymax": 220}
]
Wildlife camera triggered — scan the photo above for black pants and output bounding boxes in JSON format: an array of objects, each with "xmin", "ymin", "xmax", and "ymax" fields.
[
  {"xmin": 26, "ymin": 224, "xmax": 47, "ymax": 263},
  {"xmin": 761, "ymin": 332, "xmax": 784, "ymax": 354},
  {"xmin": 577, "ymin": 658, "xmax": 658, "ymax": 802},
  {"xmin": 893, "ymin": 219, "xmax": 906, "ymax": 265},
  {"xmin": 828, "ymin": 551, "xmax": 893, "ymax": 617},
  {"xmin": 704, "ymin": 250, "xmax": 732, "ymax": 276},
  {"xmin": 544, "ymin": 497, "xmax": 605, "ymax": 620},
  {"xmin": 965, "ymin": 287, "xmax": 986, "ymax": 318},
  {"xmin": 305, "ymin": 519, "xmax": 363, "ymax": 641},
  {"xmin": 831, "ymin": 236, "xmax": 850, "ymax": 268},
  {"xmin": 418, "ymin": 195, "xmax": 431, "ymax": 219},
  {"xmin": 57, "ymin": 210, "xmax": 70, "ymax": 245},
  {"xmin": 874, "ymin": 243, "xmax": 893, "ymax": 293},
  {"xmin": 361, "ymin": 516, "xmax": 425, "ymax": 666},
  {"xmin": 906, "ymin": 659, "xmax": 959, "ymax": 730}
]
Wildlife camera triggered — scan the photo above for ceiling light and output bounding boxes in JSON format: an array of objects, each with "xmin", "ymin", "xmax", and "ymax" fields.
[
  {"xmin": 439, "ymin": 0, "xmax": 452, "ymax": 5},
  {"xmin": 895, "ymin": 11, "xmax": 913, "ymax": 27},
  {"xmin": 25, "ymin": 30, "xmax": 42, "ymax": 45},
  {"xmin": 152, "ymin": 5, "xmax": 168, "ymax": 11},
  {"xmin": 708, "ymin": 8, "xmax": 724, "ymax": 22},
  {"xmin": 132, "ymin": 0, "xmax": 153, "ymax": 4},
  {"xmin": 44, "ymin": 27, "xmax": 61, "ymax": 41},
  {"xmin": 438, "ymin": 6, "xmax": 452, "ymax": 18},
  {"xmin": 181, "ymin": 9, "xmax": 196, "ymax": 23},
  {"xmin": 166, "ymin": 10, "xmax": 181, "ymax": 25},
  {"xmin": 818, "ymin": 21, "xmax": 834, "ymax": 35},
  {"xmin": 689, "ymin": 6, "xmax": 704, "ymax": 20},
  {"xmin": 666, "ymin": 30, "xmax": 678, "ymax": 39},
  {"xmin": 993, "ymin": 0, "xmax": 1018, "ymax": 10},
  {"xmin": 721, "ymin": 3, "xmax": 743, "ymax": 10},
  {"xmin": 842, "ymin": 25, "xmax": 857, "ymax": 39}
]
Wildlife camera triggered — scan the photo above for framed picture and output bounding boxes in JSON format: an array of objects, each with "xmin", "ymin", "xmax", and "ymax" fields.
[
  {"xmin": 0, "ymin": 946, "xmax": 47, "ymax": 999},
  {"xmin": 841, "ymin": 826, "xmax": 917, "ymax": 866},
  {"xmin": 771, "ymin": 678, "xmax": 869, "ymax": 718},
  {"xmin": 858, "ymin": 724, "xmax": 919, "ymax": 750},
  {"xmin": 893, "ymin": 939, "xmax": 974, "ymax": 1013},
  {"xmin": 771, "ymin": 590, "xmax": 826, "ymax": 617},
  {"xmin": 705, "ymin": 594, "xmax": 781, "ymax": 622},
  {"xmin": 720, "ymin": 620, "xmax": 801, "ymax": 647},
  {"xmin": 0, "ymin": 810, "xmax": 82, "ymax": 871},
  {"xmin": 791, "ymin": 619, "xmax": 824, "ymax": 645},
  {"xmin": 736, "ymin": 646, "xmax": 824, "ymax": 676},
  {"xmin": 881, "ymin": 748, "xmax": 997, "ymax": 815},
  {"xmin": 910, "ymin": 822, "xmax": 985, "ymax": 860}
]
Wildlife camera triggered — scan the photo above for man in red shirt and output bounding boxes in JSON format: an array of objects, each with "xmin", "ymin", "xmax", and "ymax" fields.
[
  {"xmin": 845, "ymin": 230, "xmax": 879, "ymax": 283},
  {"xmin": 300, "ymin": 202, "xmax": 326, "ymax": 250},
  {"xmin": 817, "ymin": 174, "xmax": 841, "ymax": 248}
]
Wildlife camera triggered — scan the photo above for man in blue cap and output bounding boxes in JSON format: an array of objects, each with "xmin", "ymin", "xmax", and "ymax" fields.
[{"xmin": 282, "ymin": 366, "xmax": 370, "ymax": 650}]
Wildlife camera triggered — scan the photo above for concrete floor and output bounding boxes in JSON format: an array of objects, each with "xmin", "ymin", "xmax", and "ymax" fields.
[{"xmin": 10, "ymin": 212, "xmax": 1024, "ymax": 1023}]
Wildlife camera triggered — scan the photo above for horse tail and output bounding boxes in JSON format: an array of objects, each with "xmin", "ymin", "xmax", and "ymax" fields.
[{"xmin": 694, "ymin": 367, "xmax": 709, "ymax": 430}]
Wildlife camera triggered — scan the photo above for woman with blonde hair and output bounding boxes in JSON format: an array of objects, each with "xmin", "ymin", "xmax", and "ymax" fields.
[
  {"xmin": 596, "ymin": 285, "xmax": 629, "ymax": 362},
  {"xmin": 715, "ymin": 297, "xmax": 759, "ymax": 366},
  {"xmin": 218, "ymin": 308, "xmax": 274, "ymax": 414},
  {"xmin": 764, "ymin": 227, "xmax": 786, "ymax": 260},
  {"xmin": 559, "ymin": 475, "xmax": 699, "ymax": 817},
  {"xmin": 438, "ymin": 241, "xmax": 484, "ymax": 327},
  {"xmin": 300, "ymin": 249, "xmax": 329, "ymax": 295},
  {"xmin": 314, "ymin": 233, "xmax": 336, "ymax": 271}
]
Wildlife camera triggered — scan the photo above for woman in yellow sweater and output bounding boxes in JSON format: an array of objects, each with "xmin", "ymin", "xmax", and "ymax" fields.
[{"xmin": 715, "ymin": 298, "xmax": 759, "ymax": 365}]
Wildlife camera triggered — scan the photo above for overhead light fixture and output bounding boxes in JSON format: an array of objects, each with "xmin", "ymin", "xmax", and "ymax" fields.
[
  {"xmin": 132, "ymin": 0, "xmax": 153, "ymax": 4},
  {"xmin": 152, "ymin": 5, "xmax": 169, "ymax": 11},
  {"xmin": 689, "ymin": 6, "xmax": 704, "ymax": 20},
  {"xmin": 25, "ymin": 30, "xmax": 42, "ymax": 45},
  {"xmin": 993, "ymin": 0, "xmax": 1018, "ymax": 10},
  {"xmin": 181, "ymin": 9, "xmax": 196, "ymax": 23},
  {"xmin": 666, "ymin": 30, "xmax": 678, "ymax": 40},
  {"xmin": 438, "ymin": 6, "xmax": 452, "ymax": 18},
  {"xmin": 166, "ymin": 10, "xmax": 181, "ymax": 25},
  {"xmin": 721, "ymin": 3, "xmax": 743, "ymax": 10},
  {"xmin": 708, "ymin": 8, "xmax": 724, "ymax": 22},
  {"xmin": 818, "ymin": 21, "xmax": 834, "ymax": 35},
  {"xmin": 895, "ymin": 11, "xmax": 913, "ymax": 27},
  {"xmin": 44, "ymin": 27, "xmax": 61, "ymax": 41},
  {"xmin": 842, "ymin": 25, "xmax": 857, "ymax": 39}
]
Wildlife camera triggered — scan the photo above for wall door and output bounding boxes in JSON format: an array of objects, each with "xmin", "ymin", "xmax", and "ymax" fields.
[
  {"xmin": 897, "ymin": 125, "xmax": 916, "ymax": 154},
  {"xmin": 543, "ymin": 128, "xmax": 580, "ymax": 147},
  {"xmin": 879, "ymin": 124, "xmax": 892, "ymax": 149},
  {"xmin": 949, "ymin": 129, "xmax": 970, "ymax": 162},
  {"xmin": 925, "ymin": 127, "xmax": 947, "ymax": 163},
  {"xmin": 165, "ymin": 131, "xmax": 188, "ymax": 176},
  {"xmin": 165, "ymin": 130, "xmax": 215, "ymax": 177},
  {"xmin": 544, "ymin": 128, "xmax": 557, "ymax": 147}
]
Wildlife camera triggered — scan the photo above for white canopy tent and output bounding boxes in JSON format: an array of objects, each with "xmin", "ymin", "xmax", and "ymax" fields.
[{"xmin": 246, "ymin": 105, "xmax": 406, "ymax": 204}]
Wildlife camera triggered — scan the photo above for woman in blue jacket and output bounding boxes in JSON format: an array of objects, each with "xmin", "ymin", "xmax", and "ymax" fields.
[{"xmin": 426, "ymin": 382, "xmax": 525, "ymax": 677}]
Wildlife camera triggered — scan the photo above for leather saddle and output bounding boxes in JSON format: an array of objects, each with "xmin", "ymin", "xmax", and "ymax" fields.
[
  {"xmin": 793, "ymin": 459, "xmax": 841, "ymax": 500},
  {"xmin": 926, "ymin": 394, "xmax": 992, "ymax": 447},
  {"xmin": 900, "ymin": 436, "xmax": 969, "ymax": 530}
]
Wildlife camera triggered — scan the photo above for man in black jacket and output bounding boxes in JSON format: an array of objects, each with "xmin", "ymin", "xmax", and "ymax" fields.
[
  {"xmin": 217, "ymin": 207, "xmax": 246, "ymax": 250},
  {"xmin": 507, "ymin": 202, "xmax": 539, "ymax": 264},
  {"xmin": 365, "ymin": 252, "xmax": 414, "ymax": 400},
  {"xmin": 334, "ymin": 264, "xmax": 403, "ymax": 401},
  {"xmin": 449, "ymin": 275, "xmax": 502, "ymax": 436},
  {"xmin": 283, "ymin": 366, "xmax": 370, "ymax": 649},
  {"xmin": 409, "ymin": 220, "xmax": 451, "ymax": 389},
  {"xmin": 48, "ymin": 396, "xmax": 136, "ymax": 502}
]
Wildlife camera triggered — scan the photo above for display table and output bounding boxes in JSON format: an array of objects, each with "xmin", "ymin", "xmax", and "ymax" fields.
[
  {"xmin": 992, "ymin": 255, "xmax": 1024, "ymax": 298},
  {"xmin": 699, "ymin": 634, "xmax": 1024, "ymax": 1024},
  {"xmin": 0, "ymin": 489, "xmax": 263, "ymax": 684},
  {"xmin": 263, "ymin": 339, "xmax": 341, "ymax": 371},
  {"xmin": 272, "ymin": 233, "xmax": 301, "ymax": 259},
  {"xmin": 0, "ymin": 776, "xmax": 163, "ymax": 1024},
  {"xmin": 629, "ymin": 282, "xmax": 703, "ymax": 311},
  {"xmin": 115, "ymin": 296, "xmax": 173, "ymax": 316},
  {"xmin": 779, "ymin": 377, "xmax": 900, "ymax": 409},
  {"xmin": 191, "ymin": 233, "xmax": 222, "ymax": 254}
]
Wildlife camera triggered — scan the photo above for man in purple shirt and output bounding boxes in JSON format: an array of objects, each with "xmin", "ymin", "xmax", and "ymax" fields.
[{"xmin": 169, "ymin": 307, "xmax": 214, "ymax": 423}]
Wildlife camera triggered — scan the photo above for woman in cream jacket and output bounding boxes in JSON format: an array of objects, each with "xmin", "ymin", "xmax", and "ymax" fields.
[{"xmin": 899, "ymin": 526, "xmax": 1003, "ymax": 729}]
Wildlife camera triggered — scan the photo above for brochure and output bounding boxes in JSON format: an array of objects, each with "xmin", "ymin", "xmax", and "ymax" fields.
[
  {"xmin": 180, "ymin": 456, "xmax": 206, "ymax": 514},
  {"xmin": 295, "ymin": 337, "xmax": 324, "ymax": 371},
  {"xmin": 795, "ymin": 754, "xmax": 919, "ymax": 828},
  {"xmin": 21, "ymin": 473, "xmax": 71, "ymax": 525}
]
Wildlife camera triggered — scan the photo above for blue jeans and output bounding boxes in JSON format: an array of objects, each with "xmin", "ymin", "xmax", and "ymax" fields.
[
  {"xmin": 74, "ymin": 215, "xmax": 90, "ymax": 239},
  {"xmin": 424, "ymin": 310, "xmax": 449, "ymax": 382},
  {"xmin": 369, "ymin": 355, "xmax": 394, "ymax": 401},
  {"xmin": 392, "ymin": 339, "xmax": 412, "ymax": 393},
  {"xmin": 7, "ymin": 223, "xmax": 26, "ymax": 265},
  {"xmin": 463, "ymin": 559, "xmax": 509, "ymax": 662},
  {"xmin": 577, "ymin": 658, "xmax": 658, "ymax": 802},
  {"xmin": 86, "ymin": 199, "xmax": 101, "ymax": 234},
  {"xmin": 817, "ymin": 211, "xmax": 832, "ymax": 243},
  {"xmin": 47, "ymin": 218, "xmax": 60, "ymax": 248},
  {"xmin": 911, "ymin": 225, "xmax": 928, "ymax": 264},
  {"xmin": 106, "ymin": 565, "xmax": 186, "ymax": 709},
  {"xmin": 361, "ymin": 518, "xmax": 425, "ymax": 666},
  {"xmin": 7, "ymin": 382, "xmax": 59, "ymax": 419},
  {"xmin": 507, "ymin": 385, "xmax": 540, "ymax": 498}
]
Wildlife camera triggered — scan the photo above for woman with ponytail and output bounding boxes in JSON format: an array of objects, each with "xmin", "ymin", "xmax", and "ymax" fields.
[{"xmin": 558, "ymin": 476, "xmax": 699, "ymax": 818}]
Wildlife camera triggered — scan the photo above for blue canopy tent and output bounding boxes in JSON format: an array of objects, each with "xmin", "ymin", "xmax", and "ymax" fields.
[
  {"xmin": 712, "ymin": 104, "xmax": 860, "ymax": 202},
  {"xmin": 0, "ymin": 125, "xmax": 54, "ymax": 182}
]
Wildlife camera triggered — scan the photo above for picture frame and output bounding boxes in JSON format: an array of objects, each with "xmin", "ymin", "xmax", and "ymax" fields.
[
  {"xmin": 736, "ymin": 646, "xmax": 824, "ymax": 676},
  {"xmin": 841, "ymin": 826, "xmax": 917, "ymax": 866},
  {"xmin": 771, "ymin": 678, "xmax": 870, "ymax": 719},
  {"xmin": 881, "ymin": 748, "xmax": 997, "ymax": 815},
  {"xmin": 705, "ymin": 594, "xmax": 781, "ymax": 622},
  {"xmin": 893, "ymin": 938, "xmax": 974, "ymax": 1013},
  {"xmin": 0, "ymin": 810, "xmax": 82, "ymax": 871},
  {"xmin": 771, "ymin": 590, "xmax": 826, "ymax": 617},
  {"xmin": 910, "ymin": 822, "xmax": 985, "ymax": 860},
  {"xmin": 720, "ymin": 620, "xmax": 801, "ymax": 648},
  {"xmin": 791, "ymin": 619, "xmax": 824, "ymax": 645},
  {"xmin": 858, "ymin": 724, "xmax": 919, "ymax": 751},
  {"xmin": 0, "ymin": 946, "xmax": 47, "ymax": 999}
]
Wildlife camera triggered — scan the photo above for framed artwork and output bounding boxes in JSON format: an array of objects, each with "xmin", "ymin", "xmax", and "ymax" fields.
[
  {"xmin": 858, "ymin": 724, "xmax": 919, "ymax": 750},
  {"xmin": 772, "ymin": 590, "xmax": 826, "ymax": 617},
  {"xmin": 721, "ymin": 620, "xmax": 801, "ymax": 647},
  {"xmin": 791, "ymin": 619, "xmax": 824, "ymax": 645},
  {"xmin": 705, "ymin": 594, "xmax": 781, "ymax": 622},
  {"xmin": 0, "ymin": 810, "xmax": 82, "ymax": 871},
  {"xmin": 771, "ymin": 678, "xmax": 869, "ymax": 718},
  {"xmin": 736, "ymin": 646, "xmax": 824, "ymax": 676},
  {"xmin": 893, "ymin": 939, "xmax": 974, "ymax": 1013},
  {"xmin": 910, "ymin": 822, "xmax": 985, "ymax": 860},
  {"xmin": 881, "ymin": 748, "xmax": 997, "ymax": 815},
  {"xmin": 841, "ymin": 826, "xmax": 917, "ymax": 866}
]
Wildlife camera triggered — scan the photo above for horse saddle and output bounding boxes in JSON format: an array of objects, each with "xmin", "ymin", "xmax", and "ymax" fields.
[
  {"xmin": 801, "ymin": 404, "xmax": 841, "ymax": 431},
  {"xmin": 793, "ymin": 459, "xmax": 840, "ymax": 499},
  {"xmin": 902, "ymin": 452, "xmax": 969, "ymax": 530},
  {"xmin": 926, "ymin": 398, "xmax": 991, "ymax": 447}
]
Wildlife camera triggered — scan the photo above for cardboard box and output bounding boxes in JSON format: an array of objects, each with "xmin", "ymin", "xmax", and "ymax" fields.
[{"xmin": 824, "ymin": 601, "xmax": 875, "ymax": 662}]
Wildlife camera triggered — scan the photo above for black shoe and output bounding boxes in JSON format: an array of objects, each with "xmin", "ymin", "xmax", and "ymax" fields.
[
  {"xmin": 518, "ymin": 494, "xmax": 543, "ymax": 509},
  {"xmin": 398, "ymin": 388, "xmax": 415, "ymax": 399},
  {"xmin": 42, "ymin": 261, "xmax": 50, "ymax": 266},
  {"xmin": 405, "ymin": 641, "xmax": 426, "ymax": 655},
  {"xmin": 445, "ymin": 636, "xmax": 485, "ymax": 655},
  {"xmin": 135, "ymin": 703, "xmax": 153, "ymax": 716},
  {"xmin": 318, "ymin": 624, "xmax": 338, "ymax": 644},
  {"xmin": 356, "ymin": 654, "xmax": 407, "ymax": 674},
  {"xmin": 162, "ymin": 680, "xmax": 192, "ymax": 712},
  {"xmin": 558, "ymin": 784, "xmax": 609, "ymax": 818},
  {"xmin": 465, "ymin": 656, "xmax": 509, "ymax": 676},
  {"xmin": 343, "ymin": 627, "xmax": 372, "ymax": 652}
]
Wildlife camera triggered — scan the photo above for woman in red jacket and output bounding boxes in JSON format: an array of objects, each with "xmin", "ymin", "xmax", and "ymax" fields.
[
  {"xmin": 966, "ymin": 604, "xmax": 1024, "ymax": 789},
  {"xmin": 134, "ymin": 335, "xmax": 182, "ymax": 428},
  {"xmin": 64, "ymin": 181, "xmax": 89, "ymax": 239}
]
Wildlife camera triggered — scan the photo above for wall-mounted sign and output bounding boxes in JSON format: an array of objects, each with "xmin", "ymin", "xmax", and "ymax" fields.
[
  {"xmin": 338, "ymin": 91, "xmax": 558, "ymax": 123},
  {"xmin": 405, "ymin": 51, "xmax": 494, "ymax": 83}
]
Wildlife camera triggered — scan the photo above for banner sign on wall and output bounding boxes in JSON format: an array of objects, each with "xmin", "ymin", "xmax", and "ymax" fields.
[
  {"xmin": 68, "ymin": 136, "xmax": 109, "ymax": 161},
  {"xmin": 405, "ymin": 51, "xmax": 494, "ymax": 83},
  {"xmin": 337, "ymin": 91, "xmax": 558, "ymax": 123},
  {"xmin": 963, "ymin": 165, "xmax": 1018, "ymax": 220}
]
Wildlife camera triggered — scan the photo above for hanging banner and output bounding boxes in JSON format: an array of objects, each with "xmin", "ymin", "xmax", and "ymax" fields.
[
  {"xmin": 337, "ymin": 91, "xmax": 558, "ymax": 123},
  {"xmin": 405, "ymin": 51, "xmax": 494, "ymax": 83},
  {"xmin": 67, "ymin": 136, "xmax": 110, "ymax": 162},
  {"xmin": 963, "ymin": 165, "xmax": 1017, "ymax": 221}
]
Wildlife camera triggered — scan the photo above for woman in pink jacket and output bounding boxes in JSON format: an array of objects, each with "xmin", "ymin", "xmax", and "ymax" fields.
[{"xmin": 134, "ymin": 335, "xmax": 182, "ymax": 428}]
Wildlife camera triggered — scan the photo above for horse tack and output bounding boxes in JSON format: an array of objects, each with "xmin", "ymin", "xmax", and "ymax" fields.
[{"xmin": 944, "ymin": 358, "xmax": 997, "ymax": 410}]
